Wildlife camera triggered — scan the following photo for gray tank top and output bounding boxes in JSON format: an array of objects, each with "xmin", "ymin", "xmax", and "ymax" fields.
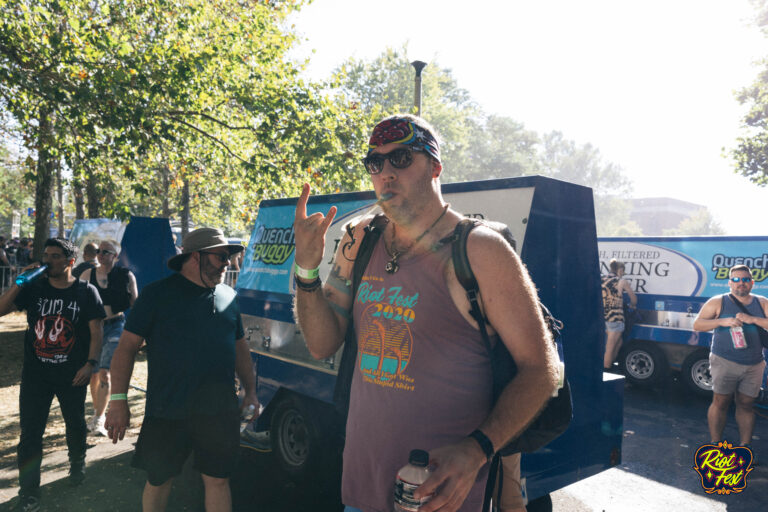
[
  {"xmin": 343, "ymin": 236, "xmax": 493, "ymax": 512},
  {"xmin": 711, "ymin": 294, "xmax": 765, "ymax": 365}
]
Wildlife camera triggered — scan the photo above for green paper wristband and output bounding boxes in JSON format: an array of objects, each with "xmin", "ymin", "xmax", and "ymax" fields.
[
  {"xmin": 110, "ymin": 393, "xmax": 128, "ymax": 401},
  {"xmin": 294, "ymin": 262, "xmax": 320, "ymax": 279}
]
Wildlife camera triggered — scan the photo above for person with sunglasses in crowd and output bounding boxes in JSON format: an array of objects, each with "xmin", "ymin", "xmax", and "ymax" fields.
[
  {"xmin": 293, "ymin": 115, "xmax": 558, "ymax": 512},
  {"xmin": 79, "ymin": 241, "xmax": 138, "ymax": 437},
  {"xmin": 104, "ymin": 228, "xmax": 258, "ymax": 512},
  {"xmin": 694, "ymin": 264, "xmax": 767, "ymax": 456}
]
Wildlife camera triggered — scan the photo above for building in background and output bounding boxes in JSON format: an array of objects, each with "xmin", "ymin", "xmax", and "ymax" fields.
[{"xmin": 629, "ymin": 197, "xmax": 705, "ymax": 235}]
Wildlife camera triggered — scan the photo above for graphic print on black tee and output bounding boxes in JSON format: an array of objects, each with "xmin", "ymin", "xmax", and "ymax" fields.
[{"xmin": 32, "ymin": 297, "xmax": 80, "ymax": 364}]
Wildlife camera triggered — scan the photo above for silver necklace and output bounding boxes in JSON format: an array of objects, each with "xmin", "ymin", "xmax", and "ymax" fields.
[{"xmin": 385, "ymin": 204, "xmax": 450, "ymax": 274}]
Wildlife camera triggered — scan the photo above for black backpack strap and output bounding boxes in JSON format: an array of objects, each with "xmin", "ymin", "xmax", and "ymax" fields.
[
  {"xmin": 451, "ymin": 219, "xmax": 494, "ymax": 351},
  {"xmin": 332, "ymin": 214, "xmax": 388, "ymax": 419},
  {"xmin": 451, "ymin": 219, "xmax": 500, "ymax": 512},
  {"xmin": 483, "ymin": 454, "xmax": 501, "ymax": 512}
]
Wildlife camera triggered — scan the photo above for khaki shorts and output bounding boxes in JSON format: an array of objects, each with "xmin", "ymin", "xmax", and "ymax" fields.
[
  {"xmin": 709, "ymin": 353, "xmax": 766, "ymax": 398},
  {"xmin": 492, "ymin": 452, "xmax": 524, "ymax": 511}
]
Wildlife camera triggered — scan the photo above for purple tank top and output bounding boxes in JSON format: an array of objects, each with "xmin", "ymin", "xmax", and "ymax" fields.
[{"xmin": 343, "ymin": 236, "xmax": 493, "ymax": 512}]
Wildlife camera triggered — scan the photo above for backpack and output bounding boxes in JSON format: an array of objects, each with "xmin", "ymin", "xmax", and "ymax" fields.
[{"xmin": 451, "ymin": 218, "xmax": 572, "ymax": 456}]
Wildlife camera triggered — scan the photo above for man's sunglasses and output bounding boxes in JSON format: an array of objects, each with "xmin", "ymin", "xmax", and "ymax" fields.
[
  {"xmin": 362, "ymin": 147, "xmax": 426, "ymax": 175},
  {"xmin": 200, "ymin": 251, "xmax": 231, "ymax": 264},
  {"xmin": 96, "ymin": 249, "xmax": 115, "ymax": 255},
  {"xmin": 730, "ymin": 276, "xmax": 753, "ymax": 283}
]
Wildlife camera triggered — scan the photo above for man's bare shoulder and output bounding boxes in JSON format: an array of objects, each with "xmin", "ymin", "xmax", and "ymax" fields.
[{"xmin": 465, "ymin": 225, "xmax": 520, "ymax": 267}]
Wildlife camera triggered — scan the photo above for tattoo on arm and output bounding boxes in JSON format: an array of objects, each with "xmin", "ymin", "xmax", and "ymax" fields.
[
  {"xmin": 328, "ymin": 300, "xmax": 351, "ymax": 319},
  {"xmin": 342, "ymin": 224, "xmax": 357, "ymax": 261},
  {"xmin": 326, "ymin": 265, "xmax": 352, "ymax": 296}
]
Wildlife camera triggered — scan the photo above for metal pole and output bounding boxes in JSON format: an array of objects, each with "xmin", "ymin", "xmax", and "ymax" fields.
[{"xmin": 411, "ymin": 61, "xmax": 427, "ymax": 116}]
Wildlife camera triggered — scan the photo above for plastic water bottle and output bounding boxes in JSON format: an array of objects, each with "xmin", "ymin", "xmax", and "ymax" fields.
[
  {"xmin": 394, "ymin": 449, "xmax": 433, "ymax": 512},
  {"xmin": 240, "ymin": 404, "xmax": 256, "ymax": 433},
  {"xmin": 15, "ymin": 265, "xmax": 48, "ymax": 287}
]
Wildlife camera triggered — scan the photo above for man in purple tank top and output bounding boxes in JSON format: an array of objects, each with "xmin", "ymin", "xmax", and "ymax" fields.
[
  {"xmin": 293, "ymin": 115, "xmax": 559, "ymax": 512},
  {"xmin": 694, "ymin": 264, "xmax": 768, "ymax": 450}
]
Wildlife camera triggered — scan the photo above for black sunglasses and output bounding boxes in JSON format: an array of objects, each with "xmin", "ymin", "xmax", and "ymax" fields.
[
  {"xmin": 730, "ymin": 276, "xmax": 753, "ymax": 283},
  {"xmin": 96, "ymin": 249, "xmax": 115, "ymax": 255},
  {"xmin": 362, "ymin": 147, "xmax": 427, "ymax": 175},
  {"xmin": 200, "ymin": 251, "xmax": 231, "ymax": 264}
]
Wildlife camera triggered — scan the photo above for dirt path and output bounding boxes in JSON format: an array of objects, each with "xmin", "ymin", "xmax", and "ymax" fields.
[{"xmin": 0, "ymin": 313, "xmax": 193, "ymax": 511}]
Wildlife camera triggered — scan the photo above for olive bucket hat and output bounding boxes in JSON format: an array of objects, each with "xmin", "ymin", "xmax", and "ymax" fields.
[{"xmin": 167, "ymin": 227, "xmax": 244, "ymax": 271}]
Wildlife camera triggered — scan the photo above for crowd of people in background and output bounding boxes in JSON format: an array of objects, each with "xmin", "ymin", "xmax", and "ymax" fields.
[
  {"xmin": 0, "ymin": 236, "xmax": 34, "ymax": 290},
  {"xmin": 0, "ymin": 236, "xmax": 34, "ymax": 267}
]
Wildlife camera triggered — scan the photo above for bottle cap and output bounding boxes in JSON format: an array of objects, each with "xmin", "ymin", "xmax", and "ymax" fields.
[{"xmin": 408, "ymin": 449, "xmax": 429, "ymax": 467}]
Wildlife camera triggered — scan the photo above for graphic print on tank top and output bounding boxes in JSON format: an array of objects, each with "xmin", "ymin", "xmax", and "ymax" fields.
[{"xmin": 356, "ymin": 277, "xmax": 419, "ymax": 389}]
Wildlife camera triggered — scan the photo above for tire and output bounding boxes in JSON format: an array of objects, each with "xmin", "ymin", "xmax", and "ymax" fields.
[
  {"xmin": 681, "ymin": 349, "xmax": 713, "ymax": 397},
  {"xmin": 270, "ymin": 396, "xmax": 321, "ymax": 480},
  {"xmin": 526, "ymin": 493, "xmax": 553, "ymax": 512},
  {"xmin": 620, "ymin": 341, "xmax": 669, "ymax": 387}
]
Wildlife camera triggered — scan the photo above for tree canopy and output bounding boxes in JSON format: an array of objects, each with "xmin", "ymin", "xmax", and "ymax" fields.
[
  {"xmin": 731, "ymin": 0, "xmax": 768, "ymax": 186},
  {"xmin": 0, "ymin": 0, "xmax": 373, "ymax": 252},
  {"xmin": 333, "ymin": 45, "xmax": 640, "ymax": 235}
]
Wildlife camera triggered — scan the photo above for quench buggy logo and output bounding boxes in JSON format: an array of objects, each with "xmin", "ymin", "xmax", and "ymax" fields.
[
  {"xmin": 693, "ymin": 441, "xmax": 754, "ymax": 494},
  {"xmin": 251, "ymin": 225, "xmax": 295, "ymax": 265}
]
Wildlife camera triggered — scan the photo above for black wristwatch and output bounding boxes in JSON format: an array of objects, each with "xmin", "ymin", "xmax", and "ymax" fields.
[
  {"xmin": 87, "ymin": 359, "xmax": 98, "ymax": 367},
  {"xmin": 468, "ymin": 429, "xmax": 495, "ymax": 464}
]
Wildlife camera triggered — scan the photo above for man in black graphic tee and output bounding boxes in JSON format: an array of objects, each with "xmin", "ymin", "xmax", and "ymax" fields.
[{"xmin": 0, "ymin": 238, "xmax": 105, "ymax": 510}]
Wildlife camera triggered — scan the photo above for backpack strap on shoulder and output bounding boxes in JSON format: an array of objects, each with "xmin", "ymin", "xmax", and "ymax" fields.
[
  {"xmin": 450, "ymin": 218, "xmax": 493, "ymax": 349},
  {"xmin": 451, "ymin": 218, "xmax": 481, "ymax": 291},
  {"xmin": 351, "ymin": 214, "xmax": 388, "ymax": 293},
  {"xmin": 333, "ymin": 213, "xmax": 388, "ymax": 420}
]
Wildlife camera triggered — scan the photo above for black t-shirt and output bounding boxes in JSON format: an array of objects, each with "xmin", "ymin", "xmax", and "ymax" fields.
[
  {"xmin": 125, "ymin": 273, "xmax": 245, "ymax": 419},
  {"xmin": 88, "ymin": 266, "xmax": 132, "ymax": 313},
  {"xmin": 15, "ymin": 279, "xmax": 106, "ymax": 381}
]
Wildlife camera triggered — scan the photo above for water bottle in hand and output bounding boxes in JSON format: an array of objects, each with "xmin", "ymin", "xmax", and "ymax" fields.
[
  {"xmin": 240, "ymin": 404, "xmax": 256, "ymax": 433},
  {"xmin": 394, "ymin": 449, "xmax": 433, "ymax": 511},
  {"xmin": 15, "ymin": 265, "xmax": 48, "ymax": 287}
]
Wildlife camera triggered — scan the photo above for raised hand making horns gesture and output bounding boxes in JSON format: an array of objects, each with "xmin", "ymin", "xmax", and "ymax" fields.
[{"xmin": 293, "ymin": 183, "xmax": 338, "ymax": 273}]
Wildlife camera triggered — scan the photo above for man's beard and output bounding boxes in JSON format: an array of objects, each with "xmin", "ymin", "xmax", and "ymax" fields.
[
  {"xmin": 732, "ymin": 287, "xmax": 750, "ymax": 297},
  {"xmin": 201, "ymin": 261, "xmax": 226, "ymax": 287}
]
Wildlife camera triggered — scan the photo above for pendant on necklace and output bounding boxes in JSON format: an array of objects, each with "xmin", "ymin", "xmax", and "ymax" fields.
[{"xmin": 385, "ymin": 258, "xmax": 399, "ymax": 274}]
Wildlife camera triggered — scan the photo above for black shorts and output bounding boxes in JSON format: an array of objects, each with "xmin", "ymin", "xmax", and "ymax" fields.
[{"xmin": 132, "ymin": 412, "xmax": 240, "ymax": 486}]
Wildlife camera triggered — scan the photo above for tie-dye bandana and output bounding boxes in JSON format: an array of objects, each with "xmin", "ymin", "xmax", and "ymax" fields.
[{"xmin": 367, "ymin": 118, "xmax": 441, "ymax": 162}]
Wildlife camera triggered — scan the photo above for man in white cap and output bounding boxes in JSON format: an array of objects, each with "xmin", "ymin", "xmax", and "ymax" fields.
[{"xmin": 105, "ymin": 228, "xmax": 258, "ymax": 512}]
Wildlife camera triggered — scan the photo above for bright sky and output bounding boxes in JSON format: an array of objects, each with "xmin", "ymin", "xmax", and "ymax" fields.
[{"xmin": 290, "ymin": 0, "xmax": 768, "ymax": 235}]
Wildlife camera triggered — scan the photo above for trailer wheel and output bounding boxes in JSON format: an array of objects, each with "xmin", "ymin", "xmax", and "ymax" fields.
[
  {"xmin": 620, "ymin": 341, "xmax": 668, "ymax": 387},
  {"xmin": 270, "ymin": 396, "xmax": 320, "ymax": 480},
  {"xmin": 681, "ymin": 349, "xmax": 712, "ymax": 397},
  {"xmin": 526, "ymin": 493, "xmax": 552, "ymax": 512}
]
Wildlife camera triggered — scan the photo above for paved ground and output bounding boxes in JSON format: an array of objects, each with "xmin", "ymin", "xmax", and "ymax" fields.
[{"xmin": 1, "ymin": 376, "xmax": 766, "ymax": 511}]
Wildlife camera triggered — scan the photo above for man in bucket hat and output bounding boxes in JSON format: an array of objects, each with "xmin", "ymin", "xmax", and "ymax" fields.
[{"xmin": 105, "ymin": 228, "xmax": 257, "ymax": 512}]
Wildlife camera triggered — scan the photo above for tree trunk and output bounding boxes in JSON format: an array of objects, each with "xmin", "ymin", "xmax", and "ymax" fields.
[
  {"xmin": 56, "ymin": 158, "xmax": 64, "ymax": 237},
  {"xmin": 86, "ymin": 172, "xmax": 100, "ymax": 218},
  {"xmin": 33, "ymin": 107, "xmax": 55, "ymax": 260},
  {"xmin": 161, "ymin": 165, "xmax": 171, "ymax": 218},
  {"xmin": 181, "ymin": 178, "xmax": 190, "ymax": 239},
  {"xmin": 72, "ymin": 178, "xmax": 85, "ymax": 219}
]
